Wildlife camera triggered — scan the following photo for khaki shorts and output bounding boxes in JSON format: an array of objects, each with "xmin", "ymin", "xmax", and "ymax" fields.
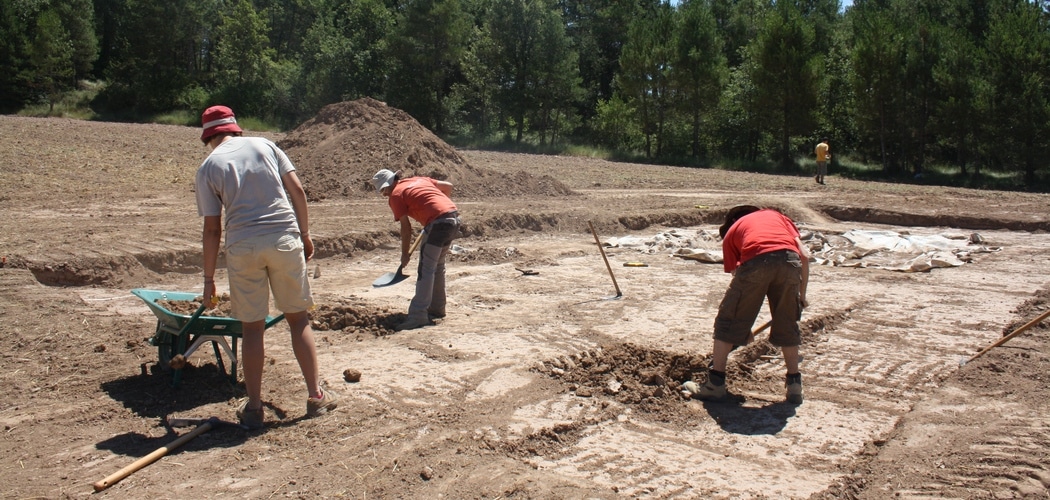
[
  {"xmin": 225, "ymin": 231, "xmax": 313, "ymax": 322},
  {"xmin": 713, "ymin": 250, "xmax": 803, "ymax": 347}
]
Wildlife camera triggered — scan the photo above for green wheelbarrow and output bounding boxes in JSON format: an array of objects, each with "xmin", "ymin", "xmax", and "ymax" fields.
[{"xmin": 131, "ymin": 289, "xmax": 285, "ymax": 387}]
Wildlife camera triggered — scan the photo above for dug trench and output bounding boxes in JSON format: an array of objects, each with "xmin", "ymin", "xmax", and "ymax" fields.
[
  {"xmin": 13, "ymin": 205, "xmax": 1042, "ymax": 288},
  {"xmin": 4, "ymin": 201, "xmax": 1049, "ymax": 497}
]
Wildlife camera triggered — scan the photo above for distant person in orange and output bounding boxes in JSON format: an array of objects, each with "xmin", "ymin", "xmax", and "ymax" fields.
[
  {"xmin": 815, "ymin": 138, "xmax": 830, "ymax": 185},
  {"xmin": 372, "ymin": 169, "xmax": 462, "ymax": 331}
]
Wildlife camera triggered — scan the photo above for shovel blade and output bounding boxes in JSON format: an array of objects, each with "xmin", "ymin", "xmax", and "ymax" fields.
[{"xmin": 372, "ymin": 270, "xmax": 409, "ymax": 288}]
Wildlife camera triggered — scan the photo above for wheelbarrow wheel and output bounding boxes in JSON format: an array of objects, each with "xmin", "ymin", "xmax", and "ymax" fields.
[{"xmin": 154, "ymin": 328, "xmax": 176, "ymax": 371}]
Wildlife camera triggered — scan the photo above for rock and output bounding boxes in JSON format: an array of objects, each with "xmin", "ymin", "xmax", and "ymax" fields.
[{"xmin": 343, "ymin": 368, "xmax": 362, "ymax": 382}]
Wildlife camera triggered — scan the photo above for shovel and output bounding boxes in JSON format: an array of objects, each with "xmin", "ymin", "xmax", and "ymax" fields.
[
  {"xmin": 93, "ymin": 417, "xmax": 245, "ymax": 491},
  {"xmin": 372, "ymin": 230, "xmax": 425, "ymax": 288}
]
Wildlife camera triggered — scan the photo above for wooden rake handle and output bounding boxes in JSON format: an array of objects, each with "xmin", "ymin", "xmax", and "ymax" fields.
[
  {"xmin": 966, "ymin": 308, "xmax": 1050, "ymax": 364},
  {"xmin": 588, "ymin": 221, "xmax": 622, "ymax": 297}
]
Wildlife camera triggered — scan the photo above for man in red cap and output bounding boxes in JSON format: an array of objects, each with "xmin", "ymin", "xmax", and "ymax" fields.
[
  {"xmin": 196, "ymin": 105, "xmax": 336, "ymax": 429},
  {"xmin": 684, "ymin": 205, "xmax": 810, "ymax": 404}
]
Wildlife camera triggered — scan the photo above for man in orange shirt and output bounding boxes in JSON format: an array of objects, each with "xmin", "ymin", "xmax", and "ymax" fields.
[
  {"xmin": 685, "ymin": 205, "xmax": 809, "ymax": 404},
  {"xmin": 815, "ymin": 138, "xmax": 830, "ymax": 185},
  {"xmin": 372, "ymin": 169, "xmax": 462, "ymax": 331}
]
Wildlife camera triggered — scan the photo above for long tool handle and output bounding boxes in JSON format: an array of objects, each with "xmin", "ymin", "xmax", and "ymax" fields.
[
  {"xmin": 588, "ymin": 221, "xmax": 622, "ymax": 297},
  {"xmin": 93, "ymin": 421, "xmax": 214, "ymax": 491},
  {"xmin": 966, "ymin": 308, "xmax": 1050, "ymax": 364},
  {"xmin": 397, "ymin": 230, "xmax": 426, "ymax": 275}
]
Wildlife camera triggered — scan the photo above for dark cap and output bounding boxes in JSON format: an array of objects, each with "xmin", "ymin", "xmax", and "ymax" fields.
[{"xmin": 719, "ymin": 205, "xmax": 761, "ymax": 239}]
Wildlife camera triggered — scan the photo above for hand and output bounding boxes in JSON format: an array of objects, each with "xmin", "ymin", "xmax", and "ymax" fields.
[
  {"xmin": 401, "ymin": 252, "xmax": 411, "ymax": 268},
  {"xmin": 301, "ymin": 234, "xmax": 314, "ymax": 262},
  {"xmin": 203, "ymin": 280, "xmax": 217, "ymax": 308}
]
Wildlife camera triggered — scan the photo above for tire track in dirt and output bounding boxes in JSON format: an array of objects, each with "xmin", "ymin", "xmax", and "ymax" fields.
[{"xmin": 437, "ymin": 227, "xmax": 1050, "ymax": 497}]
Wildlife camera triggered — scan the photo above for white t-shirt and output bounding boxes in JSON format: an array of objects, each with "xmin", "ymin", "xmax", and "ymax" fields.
[{"xmin": 195, "ymin": 137, "xmax": 299, "ymax": 247}]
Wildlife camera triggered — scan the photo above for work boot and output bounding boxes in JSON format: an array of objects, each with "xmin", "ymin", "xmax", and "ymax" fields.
[
  {"xmin": 427, "ymin": 309, "xmax": 446, "ymax": 319},
  {"xmin": 696, "ymin": 379, "xmax": 727, "ymax": 400},
  {"xmin": 306, "ymin": 388, "xmax": 339, "ymax": 417},
  {"xmin": 682, "ymin": 375, "xmax": 727, "ymax": 401},
  {"xmin": 786, "ymin": 373, "xmax": 804, "ymax": 404},
  {"xmin": 396, "ymin": 315, "xmax": 432, "ymax": 331},
  {"xmin": 236, "ymin": 400, "xmax": 264, "ymax": 430}
]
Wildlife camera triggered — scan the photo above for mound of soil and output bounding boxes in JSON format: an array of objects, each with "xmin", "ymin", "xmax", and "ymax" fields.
[{"xmin": 278, "ymin": 98, "xmax": 575, "ymax": 201}]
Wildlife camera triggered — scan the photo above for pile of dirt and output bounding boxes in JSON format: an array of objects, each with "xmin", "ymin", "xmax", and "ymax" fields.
[
  {"xmin": 309, "ymin": 297, "xmax": 401, "ymax": 336},
  {"xmin": 278, "ymin": 98, "xmax": 575, "ymax": 201}
]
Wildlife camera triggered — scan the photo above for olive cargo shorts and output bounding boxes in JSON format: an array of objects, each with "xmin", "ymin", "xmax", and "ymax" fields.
[{"xmin": 713, "ymin": 250, "xmax": 803, "ymax": 347}]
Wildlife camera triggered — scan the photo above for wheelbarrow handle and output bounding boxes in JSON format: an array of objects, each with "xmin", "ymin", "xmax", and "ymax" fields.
[
  {"xmin": 182, "ymin": 303, "xmax": 209, "ymax": 332},
  {"xmin": 175, "ymin": 302, "xmax": 209, "ymax": 354}
]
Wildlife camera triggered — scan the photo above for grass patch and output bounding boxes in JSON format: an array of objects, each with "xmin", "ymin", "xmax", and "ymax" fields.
[{"xmin": 17, "ymin": 82, "xmax": 102, "ymax": 120}]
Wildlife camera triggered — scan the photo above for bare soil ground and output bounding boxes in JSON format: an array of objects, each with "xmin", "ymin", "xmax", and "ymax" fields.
[{"xmin": 1, "ymin": 108, "xmax": 1049, "ymax": 499}]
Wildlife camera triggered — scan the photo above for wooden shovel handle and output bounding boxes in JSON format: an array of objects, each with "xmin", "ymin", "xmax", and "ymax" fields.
[{"xmin": 93, "ymin": 421, "xmax": 213, "ymax": 491}]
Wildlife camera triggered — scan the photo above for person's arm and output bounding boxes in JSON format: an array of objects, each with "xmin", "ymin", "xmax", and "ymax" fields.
[
  {"xmin": 202, "ymin": 215, "xmax": 222, "ymax": 305},
  {"xmin": 282, "ymin": 171, "xmax": 314, "ymax": 261},
  {"xmin": 399, "ymin": 215, "xmax": 414, "ymax": 267},
  {"xmin": 795, "ymin": 236, "xmax": 810, "ymax": 308},
  {"xmin": 434, "ymin": 180, "xmax": 453, "ymax": 197}
]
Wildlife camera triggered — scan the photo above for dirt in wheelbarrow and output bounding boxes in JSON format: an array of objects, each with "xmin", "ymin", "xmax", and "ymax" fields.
[
  {"xmin": 2, "ymin": 110, "xmax": 1050, "ymax": 499},
  {"xmin": 157, "ymin": 295, "xmax": 234, "ymax": 317}
]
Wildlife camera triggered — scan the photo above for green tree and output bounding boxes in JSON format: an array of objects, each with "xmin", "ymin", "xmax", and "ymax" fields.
[
  {"xmin": 0, "ymin": 0, "xmax": 34, "ymax": 111},
  {"xmin": 710, "ymin": 0, "xmax": 766, "ymax": 68},
  {"xmin": 213, "ymin": 0, "xmax": 277, "ymax": 117},
  {"xmin": 982, "ymin": 0, "xmax": 1050, "ymax": 186},
  {"xmin": 98, "ymin": 0, "xmax": 221, "ymax": 114},
  {"xmin": 748, "ymin": 0, "xmax": 820, "ymax": 167},
  {"xmin": 299, "ymin": 0, "xmax": 392, "ymax": 114},
  {"xmin": 558, "ymin": 0, "xmax": 644, "ymax": 137},
  {"xmin": 481, "ymin": 0, "xmax": 583, "ymax": 143},
  {"xmin": 847, "ymin": 0, "xmax": 906, "ymax": 172},
  {"xmin": 385, "ymin": 0, "xmax": 472, "ymax": 133},
  {"xmin": 615, "ymin": 3, "xmax": 675, "ymax": 158},
  {"xmin": 674, "ymin": 0, "xmax": 726, "ymax": 161},
  {"xmin": 28, "ymin": 8, "xmax": 73, "ymax": 113},
  {"xmin": 53, "ymin": 0, "xmax": 97, "ymax": 80}
]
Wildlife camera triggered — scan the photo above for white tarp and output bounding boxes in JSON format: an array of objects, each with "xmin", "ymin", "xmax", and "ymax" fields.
[{"xmin": 602, "ymin": 228, "xmax": 1000, "ymax": 273}]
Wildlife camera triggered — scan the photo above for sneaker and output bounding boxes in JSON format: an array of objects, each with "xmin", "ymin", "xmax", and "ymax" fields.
[
  {"xmin": 396, "ymin": 316, "xmax": 432, "ymax": 331},
  {"xmin": 306, "ymin": 388, "xmax": 339, "ymax": 417},
  {"xmin": 786, "ymin": 375, "xmax": 804, "ymax": 404},
  {"xmin": 682, "ymin": 379, "xmax": 727, "ymax": 401},
  {"xmin": 236, "ymin": 400, "xmax": 264, "ymax": 430}
]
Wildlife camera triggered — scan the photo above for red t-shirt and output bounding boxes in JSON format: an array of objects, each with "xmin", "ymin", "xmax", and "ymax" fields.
[
  {"xmin": 722, "ymin": 209, "xmax": 801, "ymax": 273},
  {"xmin": 388, "ymin": 177, "xmax": 457, "ymax": 226}
]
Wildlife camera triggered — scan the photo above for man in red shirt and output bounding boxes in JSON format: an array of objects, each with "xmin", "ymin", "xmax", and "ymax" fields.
[
  {"xmin": 687, "ymin": 205, "xmax": 810, "ymax": 404},
  {"xmin": 372, "ymin": 169, "xmax": 462, "ymax": 331}
]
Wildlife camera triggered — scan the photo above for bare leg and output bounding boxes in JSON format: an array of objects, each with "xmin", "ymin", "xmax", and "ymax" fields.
[
  {"xmin": 782, "ymin": 345, "xmax": 800, "ymax": 374},
  {"xmin": 285, "ymin": 310, "xmax": 320, "ymax": 398},
  {"xmin": 710, "ymin": 339, "xmax": 734, "ymax": 372},
  {"xmin": 241, "ymin": 320, "xmax": 266, "ymax": 410}
]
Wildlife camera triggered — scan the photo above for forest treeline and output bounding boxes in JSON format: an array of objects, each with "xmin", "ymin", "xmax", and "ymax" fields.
[{"xmin": 2, "ymin": 0, "xmax": 1049, "ymax": 185}]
